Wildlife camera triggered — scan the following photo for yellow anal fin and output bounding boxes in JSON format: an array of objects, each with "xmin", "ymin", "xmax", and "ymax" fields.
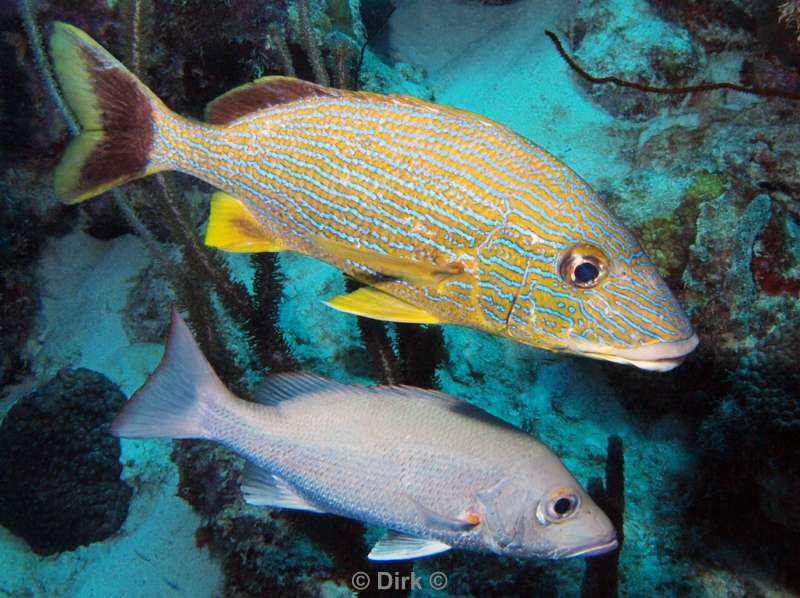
[
  {"xmin": 205, "ymin": 191, "xmax": 285, "ymax": 253},
  {"xmin": 313, "ymin": 236, "xmax": 463, "ymax": 289},
  {"xmin": 324, "ymin": 287, "xmax": 442, "ymax": 324}
]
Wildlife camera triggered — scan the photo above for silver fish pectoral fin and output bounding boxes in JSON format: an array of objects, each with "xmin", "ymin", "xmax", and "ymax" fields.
[
  {"xmin": 410, "ymin": 495, "xmax": 481, "ymax": 533},
  {"xmin": 368, "ymin": 530, "xmax": 451, "ymax": 561},
  {"xmin": 240, "ymin": 461, "xmax": 327, "ymax": 513}
]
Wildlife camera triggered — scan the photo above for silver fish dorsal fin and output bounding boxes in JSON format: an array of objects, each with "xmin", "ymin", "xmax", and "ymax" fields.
[
  {"xmin": 381, "ymin": 386, "xmax": 520, "ymax": 431},
  {"xmin": 240, "ymin": 461, "xmax": 326, "ymax": 513},
  {"xmin": 251, "ymin": 372, "xmax": 349, "ymax": 406},
  {"xmin": 252, "ymin": 375, "xmax": 501, "ymax": 423},
  {"xmin": 368, "ymin": 531, "xmax": 451, "ymax": 561},
  {"xmin": 204, "ymin": 76, "xmax": 339, "ymax": 125}
]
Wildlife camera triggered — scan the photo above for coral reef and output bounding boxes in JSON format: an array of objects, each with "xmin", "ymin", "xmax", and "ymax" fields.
[
  {"xmin": 172, "ymin": 441, "xmax": 243, "ymax": 519},
  {"xmin": 563, "ymin": 0, "xmax": 800, "ymax": 592},
  {"xmin": 650, "ymin": 0, "xmax": 800, "ymax": 80},
  {"xmin": 0, "ymin": 186, "xmax": 44, "ymax": 389},
  {"xmin": 597, "ymin": 90, "xmax": 800, "ymax": 595},
  {"xmin": 414, "ymin": 552, "xmax": 566, "ymax": 597},
  {"xmin": 613, "ymin": 169, "xmax": 725, "ymax": 289},
  {"xmin": 688, "ymin": 355, "xmax": 800, "ymax": 590},
  {"xmin": 0, "ymin": 368, "xmax": 131, "ymax": 555},
  {"xmin": 0, "ymin": 11, "xmax": 42, "ymax": 170},
  {"xmin": 780, "ymin": 0, "xmax": 800, "ymax": 40},
  {"xmin": 121, "ymin": 263, "xmax": 175, "ymax": 343}
]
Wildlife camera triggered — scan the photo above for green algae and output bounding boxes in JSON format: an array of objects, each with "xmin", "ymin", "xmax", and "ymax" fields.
[
  {"xmin": 634, "ymin": 170, "xmax": 726, "ymax": 286},
  {"xmin": 686, "ymin": 170, "xmax": 725, "ymax": 204}
]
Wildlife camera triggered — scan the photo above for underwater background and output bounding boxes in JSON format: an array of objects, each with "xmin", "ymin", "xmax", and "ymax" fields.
[{"xmin": 1, "ymin": 0, "xmax": 799, "ymax": 596}]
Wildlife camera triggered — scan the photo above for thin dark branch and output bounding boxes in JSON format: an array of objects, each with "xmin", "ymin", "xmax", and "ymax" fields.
[
  {"xmin": 580, "ymin": 435, "xmax": 625, "ymax": 598},
  {"xmin": 345, "ymin": 278, "xmax": 400, "ymax": 384},
  {"xmin": 545, "ymin": 30, "xmax": 800, "ymax": 100}
]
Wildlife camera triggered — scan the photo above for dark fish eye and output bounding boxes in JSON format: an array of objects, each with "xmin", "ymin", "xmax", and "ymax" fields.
[
  {"xmin": 558, "ymin": 244, "xmax": 609, "ymax": 289},
  {"xmin": 544, "ymin": 491, "xmax": 579, "ymax": 522},
  {"xmin": 554, "ymin": 497, "xmax": 573, "ymax": 515},
  {"xmin": 574, "ymin": 262, "xmax": 599, "ymax": 284}
]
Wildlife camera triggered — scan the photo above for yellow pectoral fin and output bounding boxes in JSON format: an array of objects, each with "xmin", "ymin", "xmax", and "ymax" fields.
[
  {"xmin": 324, "ymin": 287, "xmax": 442, "ymax": 324},
  {"xmin": 205, "ymin": 191, "xmax": 286, "ymax": 252},
  {"xmin": 313, "ymin": 236, "xmax": 463, "ymax": 288}
]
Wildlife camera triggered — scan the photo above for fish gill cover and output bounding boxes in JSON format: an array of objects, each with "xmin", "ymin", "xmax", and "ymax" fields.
[{"xmin": 0, "ymin": 0, "xmax": 798, "ymax": 596}]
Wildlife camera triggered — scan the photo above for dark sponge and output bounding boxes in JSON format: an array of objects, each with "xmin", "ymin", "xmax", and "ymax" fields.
[{"xmin": 0, "ymin": 368, "xmax": 132, "ymax": 555}]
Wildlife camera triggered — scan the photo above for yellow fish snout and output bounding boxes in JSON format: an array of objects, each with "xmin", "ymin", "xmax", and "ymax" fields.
[{"xmin": 513, "ymin": 242, "xmax": 698, "ymax": 371}]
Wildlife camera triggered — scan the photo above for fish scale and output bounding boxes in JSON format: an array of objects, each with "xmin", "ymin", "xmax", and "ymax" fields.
[{"xmin": 50, "ymin": 22, "xmax": 698, "ymax": 369}]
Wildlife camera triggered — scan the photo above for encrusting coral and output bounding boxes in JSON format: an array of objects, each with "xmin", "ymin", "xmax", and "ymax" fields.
[
  {"xmin": 0, "ymin": 369, "xmax": 131, "ymax": 556},
  {"xmin": 779, "ymin": 0, "xmax": 800, "ymax": 40}
]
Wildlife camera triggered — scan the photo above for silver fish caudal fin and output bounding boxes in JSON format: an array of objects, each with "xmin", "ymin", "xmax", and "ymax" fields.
[
  {"xmin": 368, "ymin": 531, "xmax": 452, "ymax": 561},
  {"xmin": 110, "ymin": 307, "xmax": 230, "ymax": 439}
]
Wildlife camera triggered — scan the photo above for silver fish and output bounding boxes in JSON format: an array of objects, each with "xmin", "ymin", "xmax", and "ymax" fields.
[{"xmin": 112, "ymin": 309, "xmax": 618, "ymax": 561}]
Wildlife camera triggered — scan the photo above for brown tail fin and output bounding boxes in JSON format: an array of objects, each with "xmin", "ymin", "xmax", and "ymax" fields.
[{"xmin": 49, "ymin": 22, "xmax": 167, "ymax": 204}]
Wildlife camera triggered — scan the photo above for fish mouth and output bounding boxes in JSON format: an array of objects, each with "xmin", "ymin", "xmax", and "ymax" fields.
[
  {"xmin": 560, "ymin": 537, "xmax": 619, "ymax": 558},
  {"xmin": 572, "ymin": 333, "xmax": 699, "ymax": 372}
]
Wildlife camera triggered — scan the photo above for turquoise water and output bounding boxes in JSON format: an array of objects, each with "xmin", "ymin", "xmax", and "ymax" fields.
[{"xmin": 1, "ymin": 0, "xmax": 798, "ymax": 596}]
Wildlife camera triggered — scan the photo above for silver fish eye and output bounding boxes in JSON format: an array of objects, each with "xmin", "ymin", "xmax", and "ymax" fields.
[
  {"xmin": 537, "ymin": 488, "xmax": 580, "ymax": 525},
  {"xmin": 559, "ymin": 244, "xmax": 609, "ymax": 288}
]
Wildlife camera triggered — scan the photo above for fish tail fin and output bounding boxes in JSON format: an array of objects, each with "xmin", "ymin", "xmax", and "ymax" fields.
[
  {"xmin": 111, "ymin": 308, "xmax": 233, "ymax": 439},
  {"xmin": 49, "ymin": 22, "xmax": 170, "ymax": 204}
]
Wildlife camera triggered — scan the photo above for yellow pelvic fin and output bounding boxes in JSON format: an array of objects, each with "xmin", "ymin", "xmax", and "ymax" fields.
[
  {"xmin": 324, "ymin": 287, "xmax": 442, "ymax": 324},
  {"xmin": 205, "ymin": 191, "xmax": 286, "ymax": 252},
  {"xmin": 313, "ymin": 236, "xmax": 463, "ymax": 289}
]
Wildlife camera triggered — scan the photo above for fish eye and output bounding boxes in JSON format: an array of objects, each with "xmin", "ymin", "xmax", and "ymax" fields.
[
  {"xmin": 558, "ymin": 244, "xmax": 609, "ymax": 289},
  {"xmin": 554, "ymin": 497, "xmax": 573, "ymax": 514},
  {"xmin": 544, "ymin": 491, "xmax": 579, "ymax": 523}
]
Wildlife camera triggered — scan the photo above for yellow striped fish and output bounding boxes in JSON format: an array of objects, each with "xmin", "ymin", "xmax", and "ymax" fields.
[{"xmin": 50, "ymin": 22, "xmax": 698, "ymax": 371}]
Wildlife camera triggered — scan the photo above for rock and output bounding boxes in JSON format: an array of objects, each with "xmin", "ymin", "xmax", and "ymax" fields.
[{"xmin": 571, "ymin": 0, "xmax": 705, "ymax": 120}]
